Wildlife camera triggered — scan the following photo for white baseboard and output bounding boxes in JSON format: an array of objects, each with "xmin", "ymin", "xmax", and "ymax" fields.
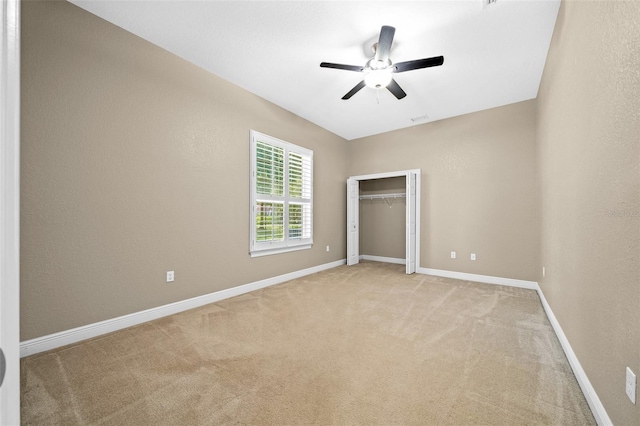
[
  {"xmin": 536, "ymin": 287, "xmax": 612, "ymax": 426},
  {"xmin": 417, "ymin": 266, "xmax": 610, "ymax": 424},
  {"xmin": 360, "ymin": 255, "xmax": 406, "ymax": 265},
  {"xmin": 417, "ymin": 267, "xmax": 538, "ymax": 290},
  {"xmin": 20, "ymin": 258, "xmax": 611, "ymax": 426},
  {"xmin": 20, "ymin": 259, "xmax": 346, "ymax": 358}
]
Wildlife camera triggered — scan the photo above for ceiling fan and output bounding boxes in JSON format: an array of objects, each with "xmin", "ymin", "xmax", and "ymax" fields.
[{"xmin": 320, "ymin": 25, "xmax": 444, "ymax": 100}]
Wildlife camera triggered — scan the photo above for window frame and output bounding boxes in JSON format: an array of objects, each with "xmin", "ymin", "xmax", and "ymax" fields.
[{"xmin": 249, "ymin": 130, "xmax": 313, "ymax": 257}]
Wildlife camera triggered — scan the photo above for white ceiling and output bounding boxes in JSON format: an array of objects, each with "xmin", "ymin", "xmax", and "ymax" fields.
[{"xmin": 70, "ymin": 0, "xmax": 560, "ymax": 141}]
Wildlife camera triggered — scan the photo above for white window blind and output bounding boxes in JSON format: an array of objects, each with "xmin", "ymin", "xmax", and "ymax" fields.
[{"xmin": 250, "ymin": 131, "xmax": 313, "ymax": 256}]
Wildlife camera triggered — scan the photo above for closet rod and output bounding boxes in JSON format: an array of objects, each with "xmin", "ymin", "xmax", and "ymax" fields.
[{"xmin": 358, "ymin": 192, "xmax": 406, "ymax": 200}]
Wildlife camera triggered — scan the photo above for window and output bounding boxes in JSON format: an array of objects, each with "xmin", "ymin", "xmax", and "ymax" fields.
[{"xmin": 250, "ymin": 131, "xmax": 313, "ymax": 256}]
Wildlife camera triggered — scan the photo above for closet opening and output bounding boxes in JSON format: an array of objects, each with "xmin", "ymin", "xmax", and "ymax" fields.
[{"xmin": 347, "ymin": 169, "xmax": 420, "ymax": 274}]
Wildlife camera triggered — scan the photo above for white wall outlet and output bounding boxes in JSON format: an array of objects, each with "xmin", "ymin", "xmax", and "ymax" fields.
[
  {"xmin": 626, "ymin": 367, "xmax": 636, "ymax": 404},
  {"xmin": 450, "ymin": 251, "xmax": 456, "ymax": 259},
  {"xmin": 542, "ymin": 266, "xmax": 546, "ymax": 278},
  {"xmin": 470, "ymin": 253, "xmax": 476, "ymax": 261},
  {"xmin": 166, "ymin": 271, "xmax": 175, "ymax": 283},
  {"xmin": 326, "ymin": 245, "xmax": 330, "ymax": 252}
]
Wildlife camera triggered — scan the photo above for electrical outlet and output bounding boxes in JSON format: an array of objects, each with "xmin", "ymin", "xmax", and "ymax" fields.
[
  {"xmin": 470, "ymin": 253, "xmax": 476, "ymax": 261},
  {"xmin": 626, "ymin": 367, "xmax": 636, "ymax": 404},
  {"xmin": 326, "ymin": 245, "xmax": 330, "ymax": 252},
  {"xmin": 166, "ymin": 271, "xmax": 175, "ymax": 283},
  {"xmin": 542, "ymin": 266, "xmax": 546, "ymax": 278},
  {"xmin": 450, "ymin": 251, "xmax": 456, "ymax": 259}
]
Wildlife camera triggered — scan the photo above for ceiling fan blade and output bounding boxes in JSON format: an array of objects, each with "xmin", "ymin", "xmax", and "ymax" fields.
[
  {"xmin": 342, "ymin": 80, "xmax": 366, "ymax": 100},
  {"xmin": 393, "ymin": 56, "xmax": 444, "ymax": 73},
  {"xmin": 320, "ymin": 62, "xmax": 365, "ymax": 72},
  {"xmin": 386, "ymin": 79, "xmax": 407, "ymax": 100},
  {"xmin": 375, "ymin": 25, "xmax": 395, "ymax": 63}
]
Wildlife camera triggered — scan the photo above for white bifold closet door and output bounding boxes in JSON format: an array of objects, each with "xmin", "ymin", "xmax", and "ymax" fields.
[
  {"xmin": 346, "ymin": 178, "xmax": 359, "ymax": 266},
  {"xmin": 405, "ymin": 172, "xmax": 417, "ymax": 274}
]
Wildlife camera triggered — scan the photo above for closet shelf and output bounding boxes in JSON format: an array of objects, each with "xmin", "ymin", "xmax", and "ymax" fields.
[{"xmin": 359, "ymin": 192, "xmax": 406, "ymax": 200}]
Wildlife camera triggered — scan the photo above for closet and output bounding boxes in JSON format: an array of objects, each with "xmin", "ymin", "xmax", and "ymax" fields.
[
  {"xmin": 347, "ymin": 170, "xmax": 419, "ymax": 274},
  {"xmin": 359, "ymin": 177, "xmax": 406, "ymax": 262}
]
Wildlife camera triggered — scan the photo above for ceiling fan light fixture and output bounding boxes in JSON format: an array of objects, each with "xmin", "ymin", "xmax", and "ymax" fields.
[
  {"xmin": 364, "ymin": 68, "xmax": 392, "ymax": 89},
  {"xmin": 320, "ymin": 25, "xmax": 443, "ymax": 100}
]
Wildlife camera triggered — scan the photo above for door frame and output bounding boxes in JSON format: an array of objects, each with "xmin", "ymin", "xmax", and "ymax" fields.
[
  {"xmin": 0, "ymin": 0, "xmax": 21, "ymax": 423},
  {"xmin": 346, "ymin": 169, "xmax": 421, "ymax": 274}
]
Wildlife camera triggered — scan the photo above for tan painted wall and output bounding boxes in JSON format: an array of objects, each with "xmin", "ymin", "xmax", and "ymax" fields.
[
  {"xmin": 20, "ymin": 1, "xmax": 348, "ymax": 340},
  {"xmin": 349, "ymin": 101, "xmax": 539, "ymax": 281},
  {"xmin": 536, "ymin": 1, "xmax": 640, "ymax": 424},
  {"xmin": 359, "ymin": 177, "xmax": 406, "ymax": 259},
  {"xmin": 21, "ymin": 6, "xmax": 638, "ymax": 424}
]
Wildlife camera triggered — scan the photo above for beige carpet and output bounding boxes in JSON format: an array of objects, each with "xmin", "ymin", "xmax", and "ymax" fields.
[{"xmin": 21, "ymin": 261, "xmax": 595, "ymax": 425}]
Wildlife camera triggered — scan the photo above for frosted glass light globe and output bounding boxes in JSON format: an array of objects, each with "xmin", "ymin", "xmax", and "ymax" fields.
[{"xmin": 364, "ymin": 69, "xmax": 392, "ymax": 89}]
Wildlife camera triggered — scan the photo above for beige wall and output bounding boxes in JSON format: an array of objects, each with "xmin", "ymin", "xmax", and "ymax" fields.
[
  {"xmin": 537, "ymin": 1, "xmax": 640, "ymax": 424},
  {"xmin": 349, "ymin": 100, "xmax": 539, "ymax": 281},
  {"xmin": 20, "ymin": 3, "xmax": 640, "ymax": 423},
  {"xmin": 359, "ymin": 177, "xmax": 406, "ymax": 259},
  {"xmin": 20, "ymin": 1, "xmax": 348, "ymax": 340}
]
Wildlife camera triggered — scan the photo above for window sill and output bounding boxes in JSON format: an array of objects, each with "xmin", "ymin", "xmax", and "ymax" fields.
[{"xmin": 250, "ymin": 244, "xmax": 312, "ymax": 258}]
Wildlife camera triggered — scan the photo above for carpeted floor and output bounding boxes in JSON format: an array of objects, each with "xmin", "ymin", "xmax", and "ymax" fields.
[{"xmin": 21, "ymin": 261, "xmax": 595, "ymax": 425}]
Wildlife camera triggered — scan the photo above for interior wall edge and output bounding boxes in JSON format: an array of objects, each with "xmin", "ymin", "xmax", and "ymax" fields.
[{"xmin": 20, "ymin": 259, "xmax": 346, "ymax": 358}]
